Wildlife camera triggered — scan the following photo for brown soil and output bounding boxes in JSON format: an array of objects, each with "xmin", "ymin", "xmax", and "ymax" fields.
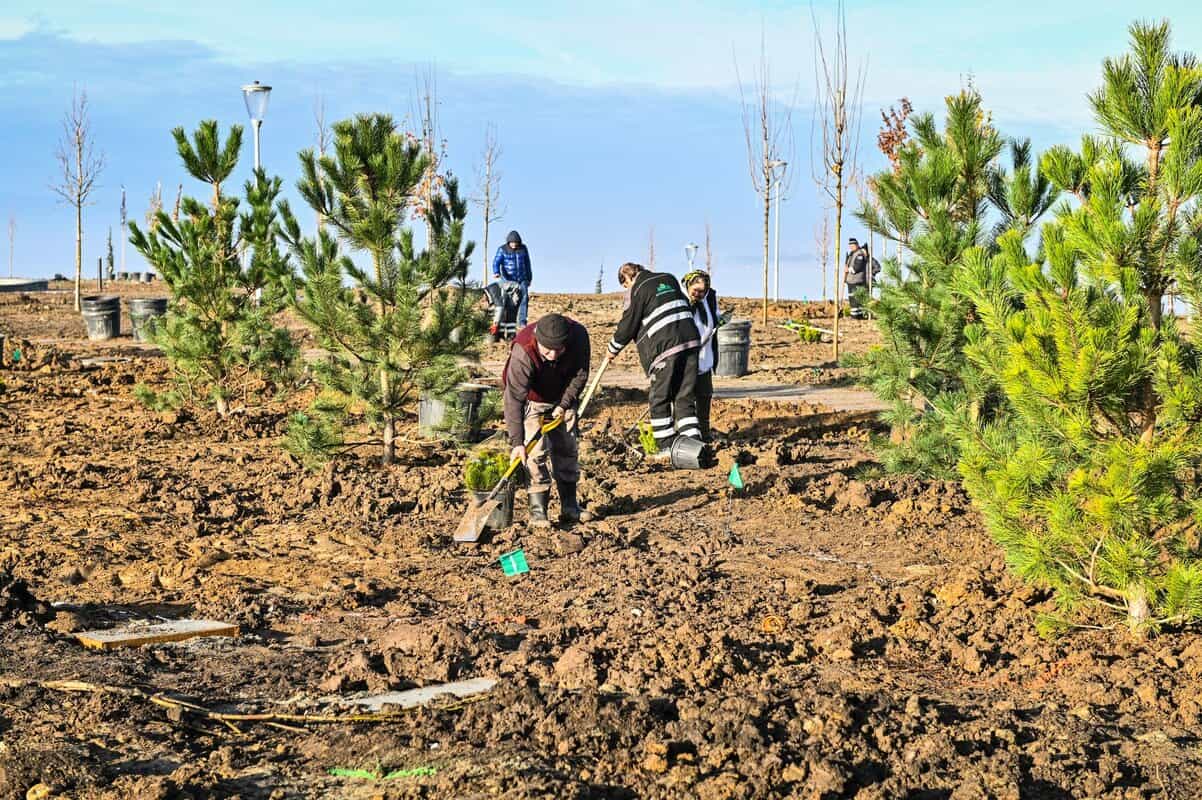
[{"xmin": 1, "ymin": 287, "xmax": 1201, "ymax": 799}]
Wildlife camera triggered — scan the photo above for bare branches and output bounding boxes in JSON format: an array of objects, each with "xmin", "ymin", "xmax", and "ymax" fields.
[
  {"xmin": 810, "ymin": 2, "xmax": 866, "ymax": 199},
  {"xmin": 705, "ymin": 221, "xmax": 713, "ymax": 273},
  {"xmin": 472, "ymin": 123, "xmax": 506, "ymax": 283},
  {"xmin": 146, "ymin": 182, "xmax": 163, "ymax": 231},
  {"xmin": 810, "ymin": 0, "xmax": 866, "ymax": 359},
  {"xmin": 814, "ymin": 211, "xmax": 831, "ymax": 302},
  {"xmin": 314, "ymin": 95, "xmax": 333, "ymax": 156},
  {"xmin": 52, "ymin": 86, "xmax": 105, "ymax": 311},
  {"xmin": 411, "ymin": 65, "xmax": 447, "ymax": 238},
  {"xmin": 51, "ymin": 88, "xmax": 105, "ymax": 209},
  {"xmin": 736, "ymin": 31, "xmax": 795, "ymax": 200},
  {"xmin": 736, "ymin": 29, "xmax": 795, "ymax": 324},
  {"xmin": 314, "ymin": 95, "xmax": 333, "ymax": 232}
]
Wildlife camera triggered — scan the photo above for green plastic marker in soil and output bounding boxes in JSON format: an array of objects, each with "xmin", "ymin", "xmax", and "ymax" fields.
[
  {"xmin": 499, "ymin": 548, "xmax": 529, "ymax": 576},
  {"xmin": 728, "ymin": 463, "xmax": 744, "ymax": 491}
]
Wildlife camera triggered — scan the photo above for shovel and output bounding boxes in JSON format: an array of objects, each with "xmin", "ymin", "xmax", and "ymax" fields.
[
  {"xmin": 453, "ymin": 415, "xmax": 563, "ymax": 543},
  {"xmin": 571, "ymin": 355, "xmax": 612, "ymax": 435}
]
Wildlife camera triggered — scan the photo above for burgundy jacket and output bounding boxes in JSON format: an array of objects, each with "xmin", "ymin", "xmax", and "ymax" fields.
[{"xmin": 502, "ymin": 319, "xmax": 590, "ymax": 445}]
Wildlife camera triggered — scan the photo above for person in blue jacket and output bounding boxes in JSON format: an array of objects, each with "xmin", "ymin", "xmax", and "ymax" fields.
[{"xmin": 493, "ymin": 230, "xmax": 533, "ymax": 327}]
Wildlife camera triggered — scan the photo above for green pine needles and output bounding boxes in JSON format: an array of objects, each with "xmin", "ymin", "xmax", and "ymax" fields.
[
  {"xmin": 463, "ymin": 450, "xmax": 509, "ymax": 492},
  {"xmin": 853, "ymin": 91, "xmax": 1022, "ymax": 476},
  {"xmin": 130, "ymin": 121, "xmax": 298, "ymax": 417},
  {"xmin": 950, "ymin": 20, "xmax": 1202, "ymax": 634},
  {"xmin": 280, "ymin": 113, "xmax": 487, "ymax": 465}
]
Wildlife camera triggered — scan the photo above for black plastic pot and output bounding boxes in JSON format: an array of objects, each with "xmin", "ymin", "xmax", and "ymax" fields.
[
  {"xmin": 715, "ymin": 319, "xmax": 752, "ymax": 377},
  {"xmin": 670, "ymin": 436, "xmax": 707, "ymax": 470},
  {"xmin": 128, "ymin": 297, "xmax": 168, "ymax": 342},
  {"xmin": 418, "ymin": 383, "xmax": 492, "ymax": 441},
  {"xmin": 471, "ymin": 484, "xmax": 515, "ymax": 529},
  {"xmin": 81, "ymin": 295, "xmax": 120, "ymax": 341}
]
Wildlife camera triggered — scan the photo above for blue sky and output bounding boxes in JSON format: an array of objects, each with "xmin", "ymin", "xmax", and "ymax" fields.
[{"xmin": 1, "ymin": 2, "xmax": 1198, "ymax": 298}]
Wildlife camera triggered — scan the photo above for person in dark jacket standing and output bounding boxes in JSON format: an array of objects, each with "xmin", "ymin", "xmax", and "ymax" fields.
[
  {"xmin": 493, "ymin": 230, "xmax": 533, "ymax": 327},
  {"xmin": 682, "ymin": 269, "xmax": 719, "ymax": 442},
  {"xmin": 609, "ymin": 262, "xmax": 703, "ymax": 455},
  {"xmin": 843, "ymin": 237, "xmax": 879, "ymax": 319},
  {"xmin": 503, "ymin": 313, "xmax": 590, "ymax": 528}
]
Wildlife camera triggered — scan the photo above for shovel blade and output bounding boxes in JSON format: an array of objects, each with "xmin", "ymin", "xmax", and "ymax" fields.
[{"xmin": 453, "ymin": 499, "xmax": 502, "ymax": 543}]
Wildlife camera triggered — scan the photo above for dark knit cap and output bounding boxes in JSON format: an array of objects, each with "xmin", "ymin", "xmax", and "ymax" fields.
[
  {"xmin": 848, "ymin": 237, "xmax": 859, "ymax": 245},
  {"xmin": 506, "ymin": 230, "xmax": 522, "ymax": 245},
  {"xmin": 535, "ymin": 313, "xmax": 570, "ymax": 349}
]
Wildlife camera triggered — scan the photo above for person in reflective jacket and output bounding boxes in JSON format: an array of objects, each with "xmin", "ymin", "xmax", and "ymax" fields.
[{"xmin": 608, "ymin": 262, "xmax": 702, "ymax": 456}]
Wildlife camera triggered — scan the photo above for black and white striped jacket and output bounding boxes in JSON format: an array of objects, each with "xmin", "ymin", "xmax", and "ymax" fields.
[{"xmin": 608, "ymin": 270, "xmax": 701, "ymax": 374}]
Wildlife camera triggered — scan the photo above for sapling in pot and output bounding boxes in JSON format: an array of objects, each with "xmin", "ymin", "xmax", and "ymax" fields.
[{"xmin": 463, "ymin": 450, "xmax": 510, "ymax": 492}]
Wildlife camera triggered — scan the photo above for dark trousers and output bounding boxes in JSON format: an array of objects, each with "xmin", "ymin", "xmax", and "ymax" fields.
[
  {"xmin": 648, "ymin": 349, "xmax": 700, "ymax": 445},
  {"xmin": 696, "ymin": 369, "xmax": 713, "ymax": 442}
]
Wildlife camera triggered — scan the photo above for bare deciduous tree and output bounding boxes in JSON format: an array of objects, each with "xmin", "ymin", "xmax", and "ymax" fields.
[
  {"xmin": 472, "ymin": 123, "xmax": 506, "ymax": 283},
  {"xmin": 814, "ymin": 211, "xmax": 831, "ymax": 303},
  {"xmin": 146, "ymin": 182, "xmax": 163, "ymax": 231},
  {"xmin": 737, "ymin": 32, "xmax": 794, "ymax": 325},
  {"xmin": 119, "ymin": 186, "xmax": 127, "ymax": 275},
  {"xmin": 314, "ymin": 95, "xmax": 333, "ymax": 231},
  {"xmin": 51, "ymin": 87, "xmax": 105, "ymax": 311},
  {"xmin": 411, "ymin": 65, "xmax": 446, "ymax": 245},
  {"xmin": 172, "ymin": 183, "xmax": 183, "ymax": 223},
  {"xmin": 705, "ymin": 220, "xmax": 713, "ymax": 273},
  {"xmin": 811, "ymin": 0, "xmax": 866, "ymax": 360}
]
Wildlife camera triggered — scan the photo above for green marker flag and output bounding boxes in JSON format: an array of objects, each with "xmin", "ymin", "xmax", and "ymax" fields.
[{"xmin": 728, "ymin": 463, "xmax": 744, "ymax": 490}]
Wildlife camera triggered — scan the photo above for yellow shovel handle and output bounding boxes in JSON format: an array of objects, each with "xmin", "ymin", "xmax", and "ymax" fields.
[{"xmin": 499, "ymin": 415, "xmax": 563, "ymax": 481}]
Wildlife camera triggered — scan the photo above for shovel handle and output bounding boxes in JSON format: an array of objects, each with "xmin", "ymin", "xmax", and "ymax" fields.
[
  {"xmin": 482, "ymin": 415, "xmax": 563, "ymax": 504},
  {"xmin": 576, "ymin": 355, "xmax": 611, "ymax": 422}
]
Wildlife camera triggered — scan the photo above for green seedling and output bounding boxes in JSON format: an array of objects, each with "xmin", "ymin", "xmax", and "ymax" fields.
[
  {"xmin": 638, "ymin": 420, "xmax": 659, "ymax": 456},
  {"xmin": 464, "ymin": 449, "xmax": 510, "ymax": 492}
]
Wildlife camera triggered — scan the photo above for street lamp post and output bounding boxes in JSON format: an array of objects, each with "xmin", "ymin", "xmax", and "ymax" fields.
[
  {"xmin": 769, "ymin": 160, "xmax": 787, "ymax": 302},
  {"xmin": 241, "ymin": 81, "xmax": 272, "ymax": 171},
  {"xmin": 685, "ymin": 242, "xmax": 699, "ymax": 270}
]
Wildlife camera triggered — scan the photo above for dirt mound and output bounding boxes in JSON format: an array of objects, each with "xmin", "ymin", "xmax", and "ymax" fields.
[{"xmin": 0, "ymin": 571, "xmax": 51, "ymax": 626}]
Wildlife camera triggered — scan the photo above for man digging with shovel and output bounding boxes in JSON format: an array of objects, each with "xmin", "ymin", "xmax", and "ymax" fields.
[{"xmin": 503, "ymin": 313, "xmax": 591, "ymax": 529}]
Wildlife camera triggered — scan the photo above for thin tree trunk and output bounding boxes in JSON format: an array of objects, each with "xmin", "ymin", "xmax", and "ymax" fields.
[
  {"xmin": 74, "ymin": 203, "xmax": 82, "ymax": 311},
  {"xmin": 373, "ymin": 251, "xmax": 396, "ymax": 465},
  {"xmin": 482, "ymin": 166, "xmax": 491, "ymax": 284},
  {"xmin": 1127, "ymin": 582, "xmax": 1151, "ymax": 635},
  {"xmin": 215, "ymin": 395, "xmax": 229, "ymax": 417},
  {"xmin": 833, "ymin": 181, "xmax": 843, "ymax": 361},
  {"xmin": 762, "ymin": 186, "xmax": 770, "ymax": 325}
]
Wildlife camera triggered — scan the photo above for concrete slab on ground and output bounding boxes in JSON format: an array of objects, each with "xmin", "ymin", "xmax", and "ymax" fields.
[
  {"xmin": 341, "ymin": 678, "xmax": 498, "ymax": 711},
  {"xmin": 75, "ymin": 619, "xmax": 239, "ymax": 650}
]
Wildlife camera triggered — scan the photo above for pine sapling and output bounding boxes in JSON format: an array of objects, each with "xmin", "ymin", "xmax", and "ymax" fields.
[
  {"xmin": 281, "ymin": 113, "xmax": 487, "ymax": 466},
  {"xmin": 130, "ymin": 120, "xmax": 298, "ymax": 416}
]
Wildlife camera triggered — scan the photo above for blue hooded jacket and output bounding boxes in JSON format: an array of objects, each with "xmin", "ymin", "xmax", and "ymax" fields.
[{"xmin": 493, "ymin": 243, "xmax": 532, "ymax": 284}]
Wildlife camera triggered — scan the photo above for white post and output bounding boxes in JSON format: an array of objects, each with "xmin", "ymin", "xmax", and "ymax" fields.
[
  {"xmin": 772, "ymin": 179, "xmax": 782, "ymax": 302},
  {"xmin": 252, "ymin": 120, "xmax": 262, "ymax": 171}
]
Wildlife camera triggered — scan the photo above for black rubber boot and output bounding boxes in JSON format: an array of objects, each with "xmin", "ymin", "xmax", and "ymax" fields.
[
  {"xmin": 529, "ymin": 491, "xmax": 552, "ymax": 529},
  {"xmin": 557, "ymin": 481, "xmax": 581, "ymax": 525}
]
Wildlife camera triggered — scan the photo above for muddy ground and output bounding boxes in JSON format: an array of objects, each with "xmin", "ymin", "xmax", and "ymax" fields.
[{"xmin": 2, "ymin": 285, "xmax": 1202, "ymax": 799}]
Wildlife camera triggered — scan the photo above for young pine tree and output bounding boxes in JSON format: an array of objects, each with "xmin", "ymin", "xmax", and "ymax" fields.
[
  {"xmin": 130, "ymin": 121, "xmax": 297, "ymax": 417},
  {"xmin": 952, "ymin": 21, "xmax": 1202, "ymax": 633},
  {"xmin": 281, "ymin": 113, "xmax": 486, "ymax": 466},
  {"xmin": 852, "ymin": 92, "xmax": 1006, "ymax": 476}
]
